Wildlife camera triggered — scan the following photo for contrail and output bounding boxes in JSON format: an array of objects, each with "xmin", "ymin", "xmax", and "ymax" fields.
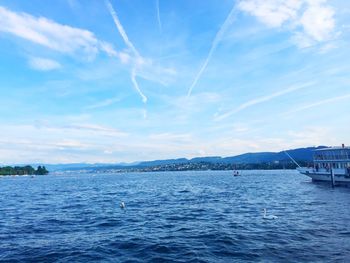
[
  {"xmin": 131, "ymin": 68, "xmax": 148, "ymax": 103},
  {"xmin": 156, "ymin": 0, "xmax": 162, "ymax": 32},
  {"xmin": 215, "ymin": 82, "xmax": 315, "ymax": 121},
  {"xmin": 187, "ymin": 5, "xmax": 237, "ymax": 97},
  {"xmin": 105, "ymin": 0, "xmax": 147, "ymax": 103},
  {"xmin": 284, "ymin": 93, "xmax": 350, "ymax": 115},
  {"xmin": 105, "ymin": 0, "xmax": 140, "ymax": 57}
]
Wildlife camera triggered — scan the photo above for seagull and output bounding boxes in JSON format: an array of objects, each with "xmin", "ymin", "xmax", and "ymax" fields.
[
  {"xmin": 120, "ymin": 201, "xmax": 125, "ymax": 209},
  {"xmin": 262, "ymin": 208, "xmax": 278, "ymax": 220}
]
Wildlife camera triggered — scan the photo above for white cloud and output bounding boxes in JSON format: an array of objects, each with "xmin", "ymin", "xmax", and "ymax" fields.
[
  {"xmin": 238, "ymin": 0, "xmax": 337, "ymax": 48},
  {"xmin": 238, "ymin": 0, "xmax": 302, "ymax": 27},
  {"xmin": 0, "ymin": 2, "xmax": 178, "ymax": 91},
  {"xmin": 0, "ymin": 122, "xmax": 130, "ymax": 163},
  {"xmin": 118, "ymin": 51, "xmax": 131, "ymax": 64},
  {"xmin": 296, "ymin": 1, "xmax": 335, "ymax": 47},
  {"xmin": 99, "ymin": 41, "xmax": 118, "ymax": 57},
  {"xmin": 286, "ymin": 126, "xmax": 338, "ymax": 147},
  {"xmin": 0, "ymin": 121, "xmax": 346, "ymax": 164},
  {"xmin": 0, "ymin": 4, "xmax": 176, "ymax": 105},
  {"xmin": 0, "ymin": 5, "xmax": 117, "ymax": 59},
  {"xmin": 28, "ymin": 57, "xmax": 62, "ymax": 71}
]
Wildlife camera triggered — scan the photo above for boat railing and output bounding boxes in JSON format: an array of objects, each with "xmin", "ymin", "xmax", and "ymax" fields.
[
  {"xmin": 314, "ymin": 159, "xmax": 350, "ymax": 162},
  {"xmin": 298, "ymin": 167, "xmax": 349, "ymax": 176}
]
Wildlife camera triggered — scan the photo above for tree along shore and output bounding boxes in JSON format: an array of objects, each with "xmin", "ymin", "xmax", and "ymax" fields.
[{"xmin": 0, "ymin": 165, "xmax": 49, "ymax": 176}]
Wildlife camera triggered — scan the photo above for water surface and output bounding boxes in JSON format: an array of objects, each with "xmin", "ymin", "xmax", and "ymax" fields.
[{"xmin": 1, "ymin": 170, "xmax": 350, "ymax": 262}]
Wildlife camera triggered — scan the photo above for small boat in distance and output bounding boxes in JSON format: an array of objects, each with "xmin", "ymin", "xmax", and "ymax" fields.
[
  {"xmin": 233, "ymin": 170, "xmax": 240, "ymax": 176},
  {"xmin": 297, "ymin": 144, "xmax": 350, "ymax": 185}
]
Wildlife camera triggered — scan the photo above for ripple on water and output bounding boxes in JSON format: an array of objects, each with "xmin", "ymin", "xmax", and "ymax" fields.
[{"xmin": 1, "ymin": 170, "xmax": 350, "ymax": 262}]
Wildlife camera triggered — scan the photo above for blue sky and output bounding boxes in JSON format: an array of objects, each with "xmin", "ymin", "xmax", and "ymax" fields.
[{"xmin": 0, "ymin": 0, "xmax": 349, "ymax": 164}]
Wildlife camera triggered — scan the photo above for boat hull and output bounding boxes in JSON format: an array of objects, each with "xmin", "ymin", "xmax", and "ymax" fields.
[{"xmin": 298, "ymin": 168, "xmax": 350, "ymax": 185}]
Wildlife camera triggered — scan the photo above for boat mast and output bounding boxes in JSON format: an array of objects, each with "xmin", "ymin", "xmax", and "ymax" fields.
[{"xmin": 284, "ymin": 151, "xmax": 301, "ymax": 168}]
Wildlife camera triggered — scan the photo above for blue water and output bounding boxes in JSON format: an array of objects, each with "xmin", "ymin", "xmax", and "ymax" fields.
[{"xmin": 1, "ymin": 170, "xmax": 350, "ymax": 262}]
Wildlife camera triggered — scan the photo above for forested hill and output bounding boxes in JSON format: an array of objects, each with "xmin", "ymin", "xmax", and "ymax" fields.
[
  {"xmin": 0, "ymin": 165, "xmax": 49, "ymax": 176},
  {"xmin": 134, "ymin": 146, "xmax": 326, "ymax": 167}
]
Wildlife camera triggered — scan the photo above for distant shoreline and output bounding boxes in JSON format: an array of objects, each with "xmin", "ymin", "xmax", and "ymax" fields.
[{"xmin": 53, "ymin": 163, "xmax": 301, "ymax": 174}]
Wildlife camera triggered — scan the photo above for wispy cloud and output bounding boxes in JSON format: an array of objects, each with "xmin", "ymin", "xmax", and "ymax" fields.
[
  {"xmin": 238, "ymin": 0, "xmax": 337, "ymax": 49},
  {"xmin": 85, "ymin": 97, "xmax": 121, "ymax": 110},
  {"xmin": 28, "ymin": 57, "xmax": 62, "ymax": 71},
  {"xmin": 187, "ymin": 4, "xmax": 237, "ymax": 96},
  {"xmin": 284, "ymin": 93, "xmax": 350, "ymax": 115},
  {"xmin": 0, "ymin": 122, "xmax": 130, "ymax": 163},
  {"xmin": 171, "ymin": 92, "xmax": 222, "ymax": 111},
  {"xmin": 215, "ymin": 82, "xmax": 315, "ymax": 121},
  {"xmin": 149, "ymin": 132, "xmax": 192, "ymax": 142},
  {"xmin": 61, "ymin": 123, "xmax": 128, "ymax": 137},
  {"xmin": 156, "ymin": 0, "xmax": 162, "ymax": 32},
  {"xmin": 33, "ymin": 122, "xmax": 129, "ymax": 137},
  {"xmin": 286, "ymin": 126, "xmax": 337, "ymax": 148},
  {"xmin": 67, "ymin": 0, "xmax": 80, "ymax": 10},
  {"xmin": 0, "ymin": 5, "xmax": 117, "ymax": 59}
]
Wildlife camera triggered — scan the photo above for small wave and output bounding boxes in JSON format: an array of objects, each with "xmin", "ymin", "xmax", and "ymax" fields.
[
  {"xmin": 178, "ymin": 189, "xmax": 191, "ymax": 193},
  {"xmin": 2, "ymin": 171, "xmax": 350, "ymax": 262}
]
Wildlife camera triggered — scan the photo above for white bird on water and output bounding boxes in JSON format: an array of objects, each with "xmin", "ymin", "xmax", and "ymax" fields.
[
  {"xmin": 120, "ymin": 202, "xmax": 125, "ymax": 209},
  {"xmin": 262, "ymin": 208, "xmax": 278, "ymax": 220}
]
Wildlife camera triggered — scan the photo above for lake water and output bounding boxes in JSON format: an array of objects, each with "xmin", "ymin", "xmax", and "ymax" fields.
[{"xmin": 1, "ymin": 170, "xmax": 350, "ymax": 262}]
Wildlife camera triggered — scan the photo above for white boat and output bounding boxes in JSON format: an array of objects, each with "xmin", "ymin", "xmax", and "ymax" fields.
[{"xmin": 297, "ymin": 144, "xmax": 350, "ymax": 185}]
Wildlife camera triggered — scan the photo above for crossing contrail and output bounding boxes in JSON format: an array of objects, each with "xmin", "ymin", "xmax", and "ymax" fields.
[
  {"xmin": 105, "ymin": 0, "xmax": 148, "ymax": 103},
  {"xmin": 187, "ymin": 5, "xmax": 237, "ymax": 97}
]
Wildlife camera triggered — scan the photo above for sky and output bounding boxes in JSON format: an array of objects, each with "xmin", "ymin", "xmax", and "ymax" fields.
[{"xmin": 0, "ymin": 0, "xmax": 349, "ymax": 164}]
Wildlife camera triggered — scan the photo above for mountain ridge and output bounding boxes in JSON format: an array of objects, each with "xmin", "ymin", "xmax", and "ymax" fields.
[{"xmin": 41, "ymin": 146, "xmax": 327, "ymax": 171}]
